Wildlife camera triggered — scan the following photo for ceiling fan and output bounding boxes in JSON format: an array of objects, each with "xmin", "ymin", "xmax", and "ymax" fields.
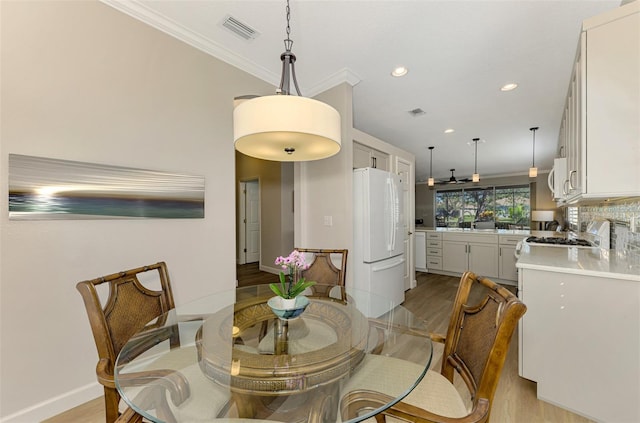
[{"xmin": 436, "ymin": 169, "xmax": 472, "ymax": 185}]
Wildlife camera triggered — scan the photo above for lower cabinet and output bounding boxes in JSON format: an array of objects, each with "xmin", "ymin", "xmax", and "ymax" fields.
[
  {"xmin": 415, "ymin": 232, "xmax": 427, "ymax": 271},
  {"xmin": 442, "ymin": 241, "xmax": 499, "ymax": 279},
  {"xmin": 498, "ymin": 246, "xmax": 518, "ymax": 281},
  {"xmin": 518, "ymin": 267, "xmax": 639, "ymax": 422},
  {"xmin": 425, "ymin": 232, "xmax": 442, "ymax": 270},
  {"xmin": 428, "ymin": 231, "xmax": 522, "ymax": 282}
]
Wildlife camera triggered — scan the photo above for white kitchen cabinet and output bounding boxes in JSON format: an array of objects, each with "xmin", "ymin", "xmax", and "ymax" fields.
[
  {"xmin": 425, "ymin": 231, "xmax": 443, "ymax": 271},
  {"xmin": 560, "ymin": 2, "xmax": 640, "ymax": 203},
  {"xmin": 498, "ymin": 235, "xmax": 527, "ymax": 282},
  {"xmin": 353, "ymin": 141, "xmax": 389, "ymax": 171},
  {"xmin": 498, "ymin": 246, "xmax": 518, "ymax": 281},
  {"xmin": 518, "ymin": 267, "xmax": 640, "ymax": 422},
  {"xmin": 442, "ymin": 241, "xmax": 468, "ymax": 273},
  {"xmin": 415, "ymin": 231, "xmax": 427, "ymax": 271},
  {"xmin": 442, "ymin": 232, "xmax": 499, "ymax": 279}
]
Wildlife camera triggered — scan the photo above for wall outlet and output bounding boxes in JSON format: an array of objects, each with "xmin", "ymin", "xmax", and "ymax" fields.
[{"xmin": 323, "ymin": 216, "xmax": 333, "ymax": 226}]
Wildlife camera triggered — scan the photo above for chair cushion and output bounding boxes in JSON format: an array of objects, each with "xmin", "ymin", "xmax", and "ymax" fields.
[{"xmin": 341, "ymin": 354, "xmax": 468, "ymax": 420}]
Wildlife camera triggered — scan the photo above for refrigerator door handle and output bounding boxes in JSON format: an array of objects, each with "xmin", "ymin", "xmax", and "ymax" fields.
[
  {"xmin": 372, "ymin": 257, "xmax": 406, "ymax": 272},
  {"xmin": 391, "ymin": 177, "xmax": 397, "ymax": 252},
  {"xmin": 387, "ymin": 178, "xmax": 394, "ymax": 252}
]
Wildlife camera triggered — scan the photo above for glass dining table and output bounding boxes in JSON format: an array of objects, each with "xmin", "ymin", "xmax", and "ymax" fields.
[{"xmin": 115, "ymin": 284, "xmax": 432, "ymax": 423}]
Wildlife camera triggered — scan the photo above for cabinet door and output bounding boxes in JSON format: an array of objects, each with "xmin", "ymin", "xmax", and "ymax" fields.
[
  {"xmin": 566, "ymin": 49, "xmax": 584, "ymax": 200},
  {"xmin": 353, "ymin": 142, "xmax": 372, "ymax": 169},
  {"xmin": 442, "ymin": 241, "xmax": 468, "ymax": 274},
  {"xmin": 585, "ymin": 11, "xmax": 640, "ymax": 196},
  {"xmin": 518, "ymin": 269, "xmax": 551, "ymax": 382},
  {"xmin": 371, "ymin": 150, "xmax": 389, "ymax": 171},
  {"xmin": 468, "ymin": 243, "xmax": 498, "ymax": 279},
  {"xmin": 415, "ymin": 232, "xmax": 426, "ymax": 270},
  {"xmin": 498, "ymin": 246, "xmax": 517, "ymax": 281}
]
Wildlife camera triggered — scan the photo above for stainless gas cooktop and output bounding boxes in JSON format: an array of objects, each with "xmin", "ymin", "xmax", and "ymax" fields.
[{"xmin": 525, "ymin": 236, "xmax": 594, "ymax": 247}]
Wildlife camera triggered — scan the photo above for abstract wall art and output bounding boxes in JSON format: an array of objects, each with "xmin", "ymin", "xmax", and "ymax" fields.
[{"xmin": 8, "ymin": 154, "xmax": 205, "ymax": 220}]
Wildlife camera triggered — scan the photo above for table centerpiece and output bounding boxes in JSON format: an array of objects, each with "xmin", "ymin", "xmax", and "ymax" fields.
[{"xmin": 268, "ymin": 250, "xmax": 316, "ymax": 318}]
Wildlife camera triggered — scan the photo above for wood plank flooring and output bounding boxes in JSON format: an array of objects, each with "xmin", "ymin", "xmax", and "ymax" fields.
[{"xmin": 44, "ymin": 266, "xmax": 594, "ymax": 423}]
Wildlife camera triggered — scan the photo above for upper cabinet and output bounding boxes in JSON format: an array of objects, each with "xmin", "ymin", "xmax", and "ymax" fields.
[
  {"xmin": 558, "ymin": 2, "xmax": 639, "ymax": 203},
  {"xmin": 353, "ymin": 141, "xmax": 389, "ymax": 171}
]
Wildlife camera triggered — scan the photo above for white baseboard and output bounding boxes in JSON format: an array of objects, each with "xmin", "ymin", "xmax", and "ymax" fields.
[
  {"xmin": 0, "ymin": 382, "xmax": 102, "ymax": 423},
  {"xmin": 259, "ymin": 264, "xmax": 280, "ymax": 275}
]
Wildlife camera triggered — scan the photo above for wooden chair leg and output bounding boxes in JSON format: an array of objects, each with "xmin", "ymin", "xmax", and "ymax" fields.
[
  {"xmin": 104, "ymin": 387, "xmax": 121, "ymax": 423},
  {"xmin": 114, "ymin": 407, "xmax": 143, "ymax": 423}
]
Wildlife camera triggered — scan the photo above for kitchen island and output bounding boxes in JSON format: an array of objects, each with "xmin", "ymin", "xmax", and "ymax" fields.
[{"xmin": 516, "ymin": 243, "xmax": 639, "ymax": 422}]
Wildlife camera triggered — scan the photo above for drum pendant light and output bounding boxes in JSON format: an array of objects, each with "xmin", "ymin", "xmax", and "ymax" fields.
[
  {"xmin": 233, "ymin": 0, "xmax": 341, "ymax": 161},
  {"xmin": 529, "ymin": 127, "xmax": 539, "ymax": 177},
  {"xmin": 428, "ymin": 146, "xmax": 435, "ymax": 186},
  {"xmin": 472, "ymin": 138, "xmax": 480, "ymax": 182}
]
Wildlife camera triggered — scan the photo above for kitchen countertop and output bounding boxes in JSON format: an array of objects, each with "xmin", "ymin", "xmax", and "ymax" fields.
[
  {"xmin": 516, "ymin": 243, "xmax": 640, "ymax": 281},
  {"xmin": 414, "ymin": 227, "xmax": 548, "ymax": 237}
]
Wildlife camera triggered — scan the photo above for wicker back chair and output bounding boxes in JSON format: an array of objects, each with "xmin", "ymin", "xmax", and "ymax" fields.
[
  {"xmin": 76, "ymin": 262, "xmax": 179, "ymax": 423},
  {"xmin": 296, "ymin": 248, "xmax": 348, "ymax": 300},
  {"xmin": 341, "ymin": 271, "xmax": 526, "ymax": 423}
]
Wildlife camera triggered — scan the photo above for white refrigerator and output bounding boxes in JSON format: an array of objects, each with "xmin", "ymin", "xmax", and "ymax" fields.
[{"xmin": 352, "ymin": 167, "xmax": 405, "ymax": 317}]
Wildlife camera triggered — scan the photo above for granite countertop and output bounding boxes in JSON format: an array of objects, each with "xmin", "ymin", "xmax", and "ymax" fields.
[{"xmin": 516, "ymin": 243, "xmax": 640, "ymax": 281}]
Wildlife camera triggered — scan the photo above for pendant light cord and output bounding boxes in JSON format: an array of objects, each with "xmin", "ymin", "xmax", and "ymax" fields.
[
  {"xmin": 530, "ymin": 127, "xmax": 538, "ymax": 167},
  {"xmin": 285, "ymin": 0, "xmax": 291, "ymax": 44},
  {"xmin": 278, "ymin": 0, "xmax": 302, "ymax": 96}
]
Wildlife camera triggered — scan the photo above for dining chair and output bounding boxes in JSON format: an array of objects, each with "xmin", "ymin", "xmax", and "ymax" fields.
[
  {"xmin": 296, "ymin": 248, "xmax": 348, "ymax": 300},
  {"xmin": 340, "ymin": 271, "xmax": 527, "ymax": 423},
  {"xmin": 76, "ymin": 262, "xmax": 187, "ymax": 423}
]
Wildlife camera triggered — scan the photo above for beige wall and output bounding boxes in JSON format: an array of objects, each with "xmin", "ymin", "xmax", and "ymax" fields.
[
  {"xmin": 235, "ymin": 152, "xmax": 294, "ymax": 272},
  {"xmin": 0, "ymin": 1, "xmax": 272, "ymax": 420},
  {"xmin": 295, "ymin": 83, "xmax": 355, "ymax": 253}
]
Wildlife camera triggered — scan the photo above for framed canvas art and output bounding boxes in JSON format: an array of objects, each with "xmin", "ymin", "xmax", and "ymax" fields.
[{"xmin": 8, "ymin": 154, "xmax": 205, "ymax": 220}]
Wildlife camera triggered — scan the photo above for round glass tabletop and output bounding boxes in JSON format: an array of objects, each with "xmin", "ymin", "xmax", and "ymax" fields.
[{"xmin": 115, "ymin": 284, "xmax": 432, "ymax": 423}]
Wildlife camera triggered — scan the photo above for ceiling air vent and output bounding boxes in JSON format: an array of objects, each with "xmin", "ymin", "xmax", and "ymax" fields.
[
  {"xmin": 222, "ymin": 15, "xmax": 259, "ymax": 41},
  {"xmin": 408, "ymin": 108, "xmax": 426, "ymax": 117}
]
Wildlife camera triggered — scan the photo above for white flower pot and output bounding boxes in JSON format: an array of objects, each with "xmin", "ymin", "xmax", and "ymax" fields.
[{"xmin": 280, "ymin": 297, "xmax": 297, "ymax": 309}]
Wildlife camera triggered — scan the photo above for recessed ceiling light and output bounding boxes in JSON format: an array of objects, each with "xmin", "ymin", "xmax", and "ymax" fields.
[
  {"xmin": 444, "ymin": 128, "xmax": 455, "ymax": 134},
  {"xmin": 500, "ymin": 83, "xmax": 518, "ymax": 91},
  {"xmin": 391, "ymin": 66, "xmax": 408, "ymax": 77}
]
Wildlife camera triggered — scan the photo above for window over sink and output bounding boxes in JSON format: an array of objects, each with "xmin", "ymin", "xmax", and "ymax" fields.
[{"xmin": 435, "ymin": 185, "xmax": 530, "ymax": 229}]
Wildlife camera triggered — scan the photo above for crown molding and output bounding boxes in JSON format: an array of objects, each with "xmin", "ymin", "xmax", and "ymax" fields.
[
  {"xmin": 100, "ymin": 0, "xmax": 279, "ymax": 86},
  {"xmin": 306, "ymin": 68, "xmax": 362, "ymax": 97},
  {"xmin": 101, "ymin": 0, "xmax": 360, "ymax": 94}
]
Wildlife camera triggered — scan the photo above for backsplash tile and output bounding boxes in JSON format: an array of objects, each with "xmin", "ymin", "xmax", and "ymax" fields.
[{"xmin": 579, "ymin": 197, "xmax": 640, "ymax": 254}]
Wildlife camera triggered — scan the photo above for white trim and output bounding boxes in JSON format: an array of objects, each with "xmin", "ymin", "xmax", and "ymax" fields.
[
  {"xmin": 100, "ymin": 0, "xmax": 278, "ymax": 85},
  {"xmin": 307, "ymin": 68, "xmax": 362, "ymax": 97},
  {"xmin": 0, "ymin": 382, "xmax": 102, "ymax": 423},
  {"xmin": 99, "ymin": 1, "xmax": 361, "ymax": 95},
  {"xmin": 259, "ymin": 264, "xmax": 280, "ymax": 275}
]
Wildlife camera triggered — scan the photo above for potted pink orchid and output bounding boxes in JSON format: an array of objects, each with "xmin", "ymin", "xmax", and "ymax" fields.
[{"xmin": 269, "ymin": 250, "xmax": 316, "ymax": 309}]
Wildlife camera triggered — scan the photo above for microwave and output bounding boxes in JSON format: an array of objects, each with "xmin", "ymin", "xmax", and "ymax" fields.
[{"xmin": 547, "ymin": 157, "xmax": 567, "ymax": 201}]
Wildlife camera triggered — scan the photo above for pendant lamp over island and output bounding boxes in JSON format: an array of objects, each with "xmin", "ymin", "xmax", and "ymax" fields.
[
  {"xmin": 529, "ymin": 127, "xmax": 539, "ymax": 178},
  {"xmin": 428, "ymin": 146, "xmax": 435, "ymax": 187},
  {"xmin": 472, "ymin": 138, "xmax": 480, "ymax": 182},
  {"xmin": 233, "ymin": 0, "xmax": 341, "ymax": 162}
]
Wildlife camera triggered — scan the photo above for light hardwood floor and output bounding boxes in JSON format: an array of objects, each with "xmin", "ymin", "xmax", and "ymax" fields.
[{"xmin": 44, "ymin": 268, "xmax": 594, "ymax": 423}]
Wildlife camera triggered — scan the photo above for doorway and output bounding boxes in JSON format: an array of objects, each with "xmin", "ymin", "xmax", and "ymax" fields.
[{"xmin": 238, "ymin": 179, "xmax": 260, "ymax": 264}]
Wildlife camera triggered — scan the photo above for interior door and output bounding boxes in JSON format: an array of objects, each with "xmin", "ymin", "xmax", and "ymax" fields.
[{"xmin": 245, "ymin": 180, "xmax": 260, "ymax": 263}]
